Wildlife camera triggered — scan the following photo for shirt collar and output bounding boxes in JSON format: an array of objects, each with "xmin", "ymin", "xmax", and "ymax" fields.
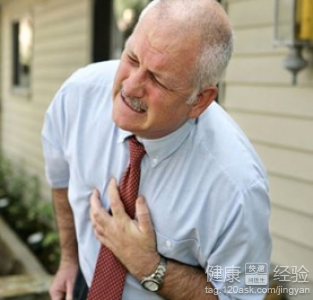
[
  {"xmin": 117, "ymin": 127, "xmax": 133, "ymax": 143},
  {"xmin": 139, "ymin": 120, "xmax": 196, "ymax": 167},
  {"xmin": 117, "ymin": 120, "xmax": 195, "ymax": 167}
]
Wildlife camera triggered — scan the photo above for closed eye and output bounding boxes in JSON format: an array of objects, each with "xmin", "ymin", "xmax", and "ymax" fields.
[
  {"xmin": 149, "ymin": 72, "xmax": 172, "ymax": 91},
  {"xmin": 128, "ymin": 55, "xmax": 139, "ymax": 65},
  {"xmin": 126, "ymin": 53, "xmax": 173, "ymax": 91}
]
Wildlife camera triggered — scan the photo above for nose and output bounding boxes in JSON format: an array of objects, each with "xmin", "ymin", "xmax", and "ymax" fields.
[{"xmin": 123, "ymin": 68, "xmax": 147, "ymax": 98}]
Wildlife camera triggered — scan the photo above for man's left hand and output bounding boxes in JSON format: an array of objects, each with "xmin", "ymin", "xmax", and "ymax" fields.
[{"xmin": 90, "ymin": 178, "xmax": 160, "ymax": 279}]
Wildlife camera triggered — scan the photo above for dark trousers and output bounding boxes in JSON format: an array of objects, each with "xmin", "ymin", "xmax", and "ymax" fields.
[{"xmin": 73, "ymin": 266, "xmax": 89, "ymax": 300}]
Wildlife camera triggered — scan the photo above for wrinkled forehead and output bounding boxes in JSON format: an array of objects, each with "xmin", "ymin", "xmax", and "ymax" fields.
[
  {"xmin": 130, "ymin": 11, "xmax": 201, "ymax": 56},
  {"xmin": 124, "ymin": 23, "xmax": 199, "ymax": 89}
]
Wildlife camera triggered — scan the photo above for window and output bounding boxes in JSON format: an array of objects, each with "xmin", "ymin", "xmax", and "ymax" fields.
[
  {"xmin": 92, "ymin": 0, "xmax": 152, "ymax": 62},
  {"xmin": 111, "ymin": 0, "xmax": 151, "ymax": 58},
  {"xmin": 12, "ymin": 16, "xmax": 33, "ymax": 90}
]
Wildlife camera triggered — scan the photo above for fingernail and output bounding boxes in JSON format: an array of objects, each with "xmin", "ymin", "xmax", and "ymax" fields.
[
  {"xmin": 93, "ymin": 189, "xmax": 100, "ymax": 198},
  {"xmin": 138, "ymin": 197, "xmax": 145, "ymax": 204}
]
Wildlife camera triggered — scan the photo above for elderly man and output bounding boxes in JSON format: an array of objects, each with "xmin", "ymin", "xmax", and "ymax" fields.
[{"xmin": 42, "ymin": 0, "xmax": 271, "ymax": 299}]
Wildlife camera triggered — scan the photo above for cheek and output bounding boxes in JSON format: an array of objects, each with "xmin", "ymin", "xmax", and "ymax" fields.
[
  {"xmin": 153, "ymin": 95, "xmax": 191, "ymax": 121},
  {"xmin": 149, "ymin": 95, "xmax": 185, "ymax": 121},
  {"xmin": 147, "ymin": 93, "xmax": 171, "ymax": 117},
  {"xmin": 146, "ymin": 86, "xmax": 171, "ymax": 107},
  {"xmin": 113, "ymin": 63, "xmax": 130, "ymax": 91}
]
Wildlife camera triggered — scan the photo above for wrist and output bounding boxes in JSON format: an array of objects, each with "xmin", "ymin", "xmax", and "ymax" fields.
[
  {"xmin": 131, "ymin": 251, "xmax": 160, "ymax": 280},
  {"xmin": 59, "ymin": 253, "xmax": 78, "ymax": 267},
  {"xmin": 140, "ymin": 256, "xmax": 168, "ymax": 292}
]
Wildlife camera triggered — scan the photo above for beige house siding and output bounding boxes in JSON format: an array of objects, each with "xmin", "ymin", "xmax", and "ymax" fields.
[
  {"xmin": 0, "ymin": 0, "xmax": 311, "ymax": 294},
  {"xmin": 0, "ymin": 0, "xmax": 91, "ymax": 199},
  {"xmin": 223, "ymin": 0, "xmax": 313, "ymax": 292}
]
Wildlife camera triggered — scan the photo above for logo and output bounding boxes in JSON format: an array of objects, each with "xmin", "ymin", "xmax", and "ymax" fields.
[{"xmin": 245, "ymin": 263, "xmax": 268, "ymax": 286}]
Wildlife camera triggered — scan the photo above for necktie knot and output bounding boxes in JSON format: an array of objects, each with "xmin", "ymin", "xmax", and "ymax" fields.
[{"xmin": 128, "ymin": 136, "xmax": 146, "ymax": 166}]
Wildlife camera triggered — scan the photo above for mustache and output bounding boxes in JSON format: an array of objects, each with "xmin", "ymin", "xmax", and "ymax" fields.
[
  {"xmin": 121, "ymin": 89, "xmax": 140, "ymax": 103},
  {"xmin": 121, "ymin": 89, "xmax": 148, "ymax": 112}
]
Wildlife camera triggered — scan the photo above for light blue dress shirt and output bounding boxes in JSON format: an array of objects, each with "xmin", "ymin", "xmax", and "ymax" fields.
[{"xmin": 42, "ymin": 60, "xmax": 271, "ymax": 300}]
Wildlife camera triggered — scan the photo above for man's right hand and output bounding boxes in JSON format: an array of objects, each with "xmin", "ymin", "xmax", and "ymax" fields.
[
  {"xmin": 50, "ymin": 188, "xmax": 78, "ymax": 300},
  {"xmin": 50, "ymin": 261, "xmax": 78, "ymax": 300}
]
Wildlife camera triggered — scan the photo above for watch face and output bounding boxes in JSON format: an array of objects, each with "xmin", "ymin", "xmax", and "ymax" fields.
[{"xmin": 143, "ymin": 280, "xmax": 159, "ymax": 292}]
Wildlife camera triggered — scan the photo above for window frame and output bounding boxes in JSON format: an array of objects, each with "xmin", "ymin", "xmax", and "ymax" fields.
[{"xmin": 11, "ymin": 14, "xmax": 33, "ymax": 97}]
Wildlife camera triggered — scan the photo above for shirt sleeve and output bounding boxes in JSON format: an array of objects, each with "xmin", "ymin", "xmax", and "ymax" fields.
[
  {"xmin": 42, "ymin": 88, "xmax": 70, "ymax": 188},
  {"xmin": 204, "ymin": 179, "xmax": 272, "ymax": 300}
]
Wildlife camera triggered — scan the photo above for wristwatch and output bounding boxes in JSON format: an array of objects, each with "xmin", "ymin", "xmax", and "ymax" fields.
[{"xmin": 140, "ymin": 256, "xmax": 168, "ymax": 292}]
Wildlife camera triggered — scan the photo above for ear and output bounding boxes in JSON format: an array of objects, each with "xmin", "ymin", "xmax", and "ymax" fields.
[{"xmin": 188, "ymin": 86, "xmax": 218, "ymax": 119}]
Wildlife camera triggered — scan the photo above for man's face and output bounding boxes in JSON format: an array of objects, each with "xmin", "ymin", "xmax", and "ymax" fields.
[{"xmin": 112, "ymin": 15, "xmax": 200, "ymax": 139}]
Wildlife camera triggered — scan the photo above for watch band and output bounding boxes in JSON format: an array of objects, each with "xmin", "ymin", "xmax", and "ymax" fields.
[{"xmin": 140, "ymin": 256, "xmax": 168, "ymax": 292}]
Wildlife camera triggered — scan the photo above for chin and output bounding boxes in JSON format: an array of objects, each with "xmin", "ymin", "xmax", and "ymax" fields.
[{"xmin": 112, "ymin": 112, "xmax": 133, "ymax": 133}]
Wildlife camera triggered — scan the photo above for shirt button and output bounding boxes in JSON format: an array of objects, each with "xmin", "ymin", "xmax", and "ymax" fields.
[
  {"xmin": 166, "ymin": 240, "xmax": 172, "ymax": 248},
  {"xmin": 152, "ymin": 158, "xmax": 158, "ymax": 164}
]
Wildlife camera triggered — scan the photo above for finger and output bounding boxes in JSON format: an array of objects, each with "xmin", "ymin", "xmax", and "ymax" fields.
[
  {"xmin": 90, "ymin": 190, "xmax": 100, "ymax": 225},
  {"xmin": 90, "ymin": 189, "xmax": 102, "ymax": 219},
  {"xmin": 90, "ymin": 189, "xmax": 101, "ymax": 210},
  {"xmin": 136, "ymin": 197, "xmax": 153, "ymax": 234},
  {"xmin": 93, "ymin": 227, "xmax": 101, "ymax": 240},
  {"xmin": 90, "ymin": 189, "xmax": 110, "ymax": 226},
  {"xmin": 94, "ymin": 228, "xmax": 105, "ymax": 243},
  {"xmin": 93, "ymin": 219, "xmax": 106, "ymax": 238},
  {"xmin": 93, "ymin": 224, "xmax": 111, "ymax": 246},
  {"xmin": 108, "ymin": 178, "xmax": 126, "ymax": 218},
  {"xmin": 89, "ymin": 190, "xmax": 97, "ymax": 223},
  {"xmin": 50, "ymin": 289, "xmax": 65, "ymax": 300},
  {"xmin": 65, "ymin": 281, "xmax": 74, "ymax": 300}
]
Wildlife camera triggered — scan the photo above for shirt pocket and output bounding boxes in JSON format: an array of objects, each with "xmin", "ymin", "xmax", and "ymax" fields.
[{"xmin": 155, "ymin": 230, "xmax": 200, "ymax": 267}]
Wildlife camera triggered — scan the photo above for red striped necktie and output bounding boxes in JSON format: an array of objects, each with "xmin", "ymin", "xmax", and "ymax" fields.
[{"xmin": 87, "ymin": 136, "xmax": 146, "ymax": 300}]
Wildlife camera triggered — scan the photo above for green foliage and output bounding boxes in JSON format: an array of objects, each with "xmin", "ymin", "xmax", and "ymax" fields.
[
  {"xmin": 0, "ymin": 156, "xmax": 12, "ymax": 194},
  {"xmin": 43, "ymin": 231, "xmax": 59, "ymax": 247},
  {"xmin": 0, "ymin": 154, "xmax": 60, "ymax": 274}
]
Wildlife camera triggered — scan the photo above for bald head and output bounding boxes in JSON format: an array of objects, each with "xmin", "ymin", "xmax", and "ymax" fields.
[{"xmin": 137, "ymin": 0, "xmax": 233, "ymax": 99}]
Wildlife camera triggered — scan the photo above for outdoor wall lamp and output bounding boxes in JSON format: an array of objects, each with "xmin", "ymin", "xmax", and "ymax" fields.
[
  {"xmin": 114, "ymin": 0, "xmax": 149, "ymax": 35},
  {"xmin": 274, "ymin": 0, "xmax": 313, "ymax": 85}
]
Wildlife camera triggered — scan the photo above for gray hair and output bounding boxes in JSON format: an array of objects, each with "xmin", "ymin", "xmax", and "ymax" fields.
[{"xmin": 138, "ymin": 0, "xmax": 234, "ymax": 103}]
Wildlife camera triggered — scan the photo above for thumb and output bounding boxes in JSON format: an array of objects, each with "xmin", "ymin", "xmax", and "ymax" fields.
[
  {"xmin": 50, "ymin": 289, "xmax": 65, "ymax": 300},
  {"xmin": 93, "ymin": 188, "xmax": 101, "ymax": 200},
  {"xmin": 91, "ymin": 189, "xmax": 101, "ymax": 208},
  {"xmin": 65, "ymin": 280, "xmax": 74, "ymax": 300},
  {"xmin": 136, "ymin": 197, "xmax": 153, "ymax": 234}
]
